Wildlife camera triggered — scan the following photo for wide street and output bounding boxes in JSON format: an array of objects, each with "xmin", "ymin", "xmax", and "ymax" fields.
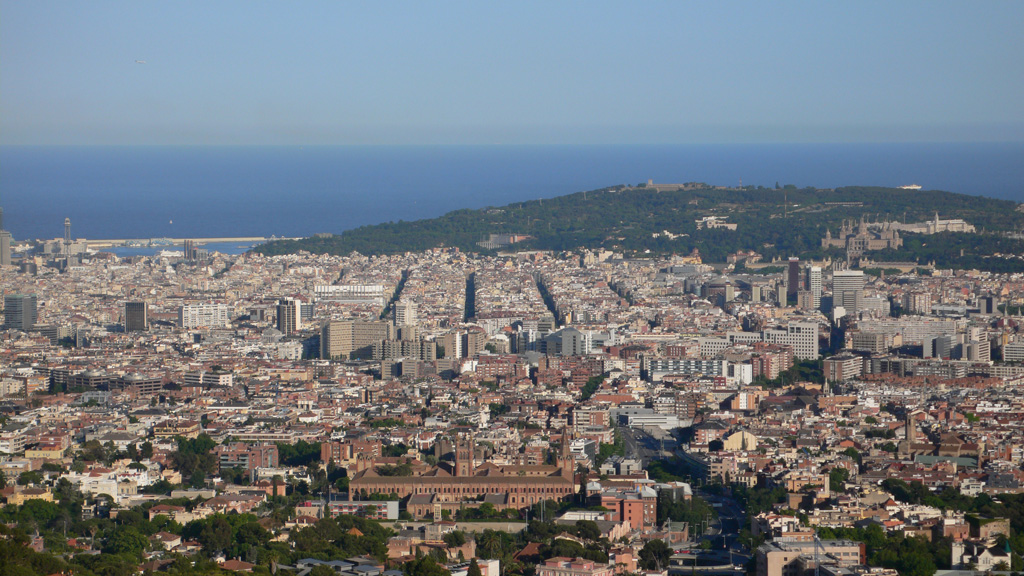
[{"xmin": 621, "ymin": 426, "xmax": 679, "ymax": 465}]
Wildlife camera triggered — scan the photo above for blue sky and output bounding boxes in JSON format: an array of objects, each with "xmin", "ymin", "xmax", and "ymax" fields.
[{"xmin": 2, "ymin": 1, "xmax": 1022, "ymax": 145}]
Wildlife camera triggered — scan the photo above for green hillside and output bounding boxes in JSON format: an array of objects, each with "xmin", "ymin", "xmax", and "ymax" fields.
[{"xmin": 254, "ymin": 184, "xmax": 1024, "ymax": 271}]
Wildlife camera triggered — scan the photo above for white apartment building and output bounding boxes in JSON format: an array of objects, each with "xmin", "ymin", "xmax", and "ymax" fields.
[{"xmin": 179, "ymin": 303, "xmax": 231, "ymax": 328}]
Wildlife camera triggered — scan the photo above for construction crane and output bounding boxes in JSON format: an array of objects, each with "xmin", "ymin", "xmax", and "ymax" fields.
[{"xmin": 813, "ymin": 532, "xmax": 827, "ymax": 576}]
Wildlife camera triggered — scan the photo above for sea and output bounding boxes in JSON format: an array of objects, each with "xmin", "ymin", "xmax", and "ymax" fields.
[{"xmin": 1, "ymin": 143, "xmax": 1022, "ymax": 256}]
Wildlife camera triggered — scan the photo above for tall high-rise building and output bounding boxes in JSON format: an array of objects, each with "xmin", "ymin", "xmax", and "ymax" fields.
[
  {"xmin": 786, "ymin": 258, "xmax": 801, "ymax": 302},
  {"xmin": 64, "ymin": 218, "xmax": 72, "ymax": 262},
  {"xmin": 4, "ymin": 294, "xmax": 38, "ymax": 330},
  {"xmin": 394, "ymin": 300, "xmax": 417, "ymax": 326},
  {"xmin": 0, "ymin": 207, "xmax": 11, "ymax": 266},
  {"xmin": 807, "ymin": 266, "xmax": 822, "ymax": 310},
  {"xmin": 277, "ymin": 298, "xmax": 301, "ymax": 334},
  {"xmin": 833, "ymin": 270, "xmax": 866, "ymax": 316},
  {"xmin": 978, "ymin": 295, "xmax": 997, "ymax": 315},
  {"xmin": 0, "ymin": 231, "xmax": 11, "ymax": 266},
  {"xmin": 124, "ymin": 301, "xmax": 148, "ymax": 332}
]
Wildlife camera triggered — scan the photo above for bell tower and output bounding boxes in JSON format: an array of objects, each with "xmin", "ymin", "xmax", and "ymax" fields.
[
  {"xmin": 455, "ymin": 436, "xmax": 474, "ymax": 477},
  {"xmin": 558, "ymin": 428, "xmax": 575, "ymax": 477},
  {"xmin": 905, "ymin": 411, "xmax": 919, "ymax": 444}
]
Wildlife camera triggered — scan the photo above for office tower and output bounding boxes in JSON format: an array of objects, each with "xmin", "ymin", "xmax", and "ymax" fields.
[
  {"xmin": 796, "ymin": 290, "xmax": 815, "ymax": 310},
  {"xmin": 124, "ymin": 301, "xmax": 148, "ymax": 332},
  {"xmin": 0, "ymin": 231, "xmax": 10, "ymax": 266},
  {"xmin": 807, "ymin": 266, "xmax": 822, "ymax": 310},
  {"xmin": 394, "ymin": 300, "xmax": 417, "ymax": 326},
  {"xmin": 277, "ymin": 298, "xmax": 301, "ymax": 334},
  {"xmin": 978, "ymin": 296, "xmax": 997, "ymax": 315},
  {"xmin": 832, "ymin": 270, "xmax": 866, "ymax": 316},
  {"xmin": 4, "ymin": 294, "xmax": 38, "ymax": 330},
  {"xmin": 0, "ymin": 207, "xmax": 11, "ymax": 266},
  {"xmin": 787, "ymin": 258, "xmax": 801, "ymax": 302},
  {"xmin": 924, "ymin": 335, "xmax": 954, "ymax": 359},
  {"xmin": 966, "ymin": 339, "xmax": 991, "ymax": 362},
  {"xmin": 300, "ymin": 302, "xmax": 314, "ymax": 323},
  {"xmin": 321, "ymin": 321, "xmax": 348, "ymax": 359}
]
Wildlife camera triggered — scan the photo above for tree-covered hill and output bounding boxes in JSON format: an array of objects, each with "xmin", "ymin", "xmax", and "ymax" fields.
[{"xmin": 253, "ymin": 184, "xmax": 1024, "ymax": 269}]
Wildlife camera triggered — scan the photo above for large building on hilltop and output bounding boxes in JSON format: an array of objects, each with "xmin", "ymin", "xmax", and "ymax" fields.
[
  {"xmin": 890, "ymin": 212, "xmax": 976, "ymax": 235},
  {"xmin": 821, "ymin": 216, "xmax": 903, "ymax": 256}
]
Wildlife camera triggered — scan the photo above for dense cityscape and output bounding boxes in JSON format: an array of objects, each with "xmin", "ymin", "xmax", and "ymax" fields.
[{"xmin": 2, "ymin": 198, "xmax": 1024, "ymax": 576}]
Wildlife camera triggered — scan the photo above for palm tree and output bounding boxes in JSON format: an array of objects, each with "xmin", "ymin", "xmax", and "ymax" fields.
[{"xmin": 478, "ymin": 530, "xmax": 502, "ymax": 559}]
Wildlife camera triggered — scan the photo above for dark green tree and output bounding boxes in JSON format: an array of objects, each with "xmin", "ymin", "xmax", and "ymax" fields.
[
  {"xmin": 639, "ymin": 539, "xmax": 671, "ymax": 570},
  {"xmin": 103, "ymin": 525, "xmax": 148, "ymax": 557}
]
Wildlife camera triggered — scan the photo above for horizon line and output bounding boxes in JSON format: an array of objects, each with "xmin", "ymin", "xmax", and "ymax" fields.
[{"xmin": 3, "ymin": 140, "xmax": 1024, "ymax": 148}]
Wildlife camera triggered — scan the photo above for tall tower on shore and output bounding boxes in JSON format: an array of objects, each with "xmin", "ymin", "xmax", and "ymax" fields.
[
  {"xmin": 63, "ymin": 217, "xmax": 72, "ymax": 266},
  {"xmin": 0, "ymin": 207, "xmax": 11, "ymax": 266}
]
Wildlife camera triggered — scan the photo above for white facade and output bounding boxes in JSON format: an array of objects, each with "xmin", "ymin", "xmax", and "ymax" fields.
[
  {"xmin": 394, "ymin": 300, "xmax": 418, "ymax": 326},
  {"xmin": 858, "ymin": 318, "xmax": 960, "ymax": 345},
  {"xmin": 761, "ymin": 322, "xmax": 819, "ymax": 360},
  {"xmin": 179, "ymin": 303, "xmax": 231, "ymax": 328},
  {"xmin": 808, "ymin": 266, "xmax": 822, "ymax": 309},
  {"xmin": 314, "ymin": 284, "xmax": 387, "ymax": 306},
  {"xmin": 1005, "ymin": 342, "xmax": 1024, "ymax": 363}
]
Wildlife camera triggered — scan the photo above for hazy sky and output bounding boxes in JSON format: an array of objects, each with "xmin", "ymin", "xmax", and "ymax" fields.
[{"xmin": 3, "ymin": 1, "xmax": 1022, "ymax": 145}]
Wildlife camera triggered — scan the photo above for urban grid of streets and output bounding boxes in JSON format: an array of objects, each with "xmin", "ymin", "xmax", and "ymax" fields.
[{"xmin": 2, "ymin": 243, "xmax": 1024, "ymax": 576}]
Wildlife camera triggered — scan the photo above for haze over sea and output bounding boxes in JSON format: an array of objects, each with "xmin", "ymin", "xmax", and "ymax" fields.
[{"xmin": 1, "ymin": 143, "xmax": 1022, "ymax": 243}]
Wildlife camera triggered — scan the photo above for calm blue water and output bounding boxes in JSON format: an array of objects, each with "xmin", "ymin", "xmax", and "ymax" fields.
[
  {"xmin": 106, "ymin": 242, "xmax": 259, "ymax": 257},
  {"xmin": 1, "ymin": 143, "xmax": 1022, "ymax": 241}
]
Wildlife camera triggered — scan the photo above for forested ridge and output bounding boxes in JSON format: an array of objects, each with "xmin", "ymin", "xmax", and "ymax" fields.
[{"xmin": 254, "ymin": 184, "xmax": 1024, "ymax": 271}]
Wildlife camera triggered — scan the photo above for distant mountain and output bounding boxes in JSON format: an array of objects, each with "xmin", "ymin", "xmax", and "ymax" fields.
[{"xmin": 254, "ymin": 184, "xmax": 1024, "ymax": 271}]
